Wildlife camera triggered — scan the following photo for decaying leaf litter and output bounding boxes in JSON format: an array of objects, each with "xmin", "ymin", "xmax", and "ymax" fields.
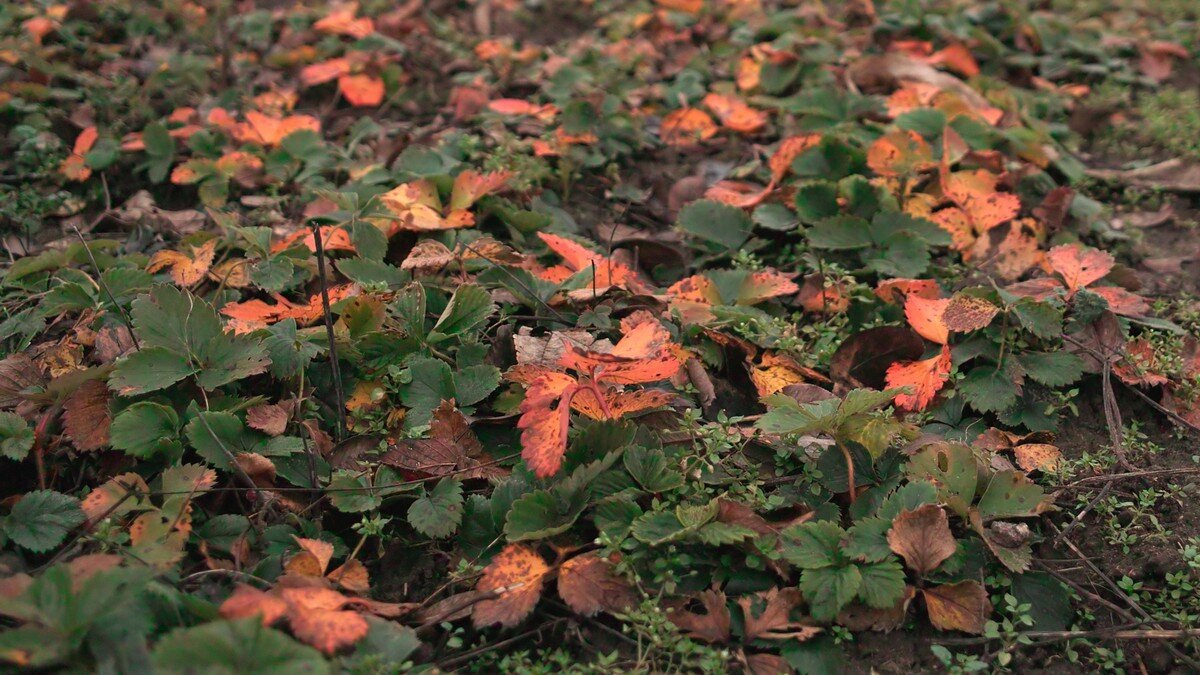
[{"xmin": 2, "ymin": 0, "xmax": 1200, "ymax": 671}]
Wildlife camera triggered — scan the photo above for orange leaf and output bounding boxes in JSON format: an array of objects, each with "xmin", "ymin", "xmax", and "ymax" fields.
[
  {"xmin": 299, "ymin": 58, "xmax": 351, "ymax": 86},
  {"xmin": 750, "ymin": 352, "xmax": 810, "ymax": 398},
  {"xmin": 1012, "ymin": 443, "xmax": 1062, "ymax": 472},
  {"xmin": 605, "ymin": 388, "xmax": 675, "ymax": 418},
  {"xmin": 273, "ymin": 226, "xmax": 357, "ymax": 254},
  {"xmin": 660, "ymin": 108, "xmax": 718, "ymax": 147},
  {"xmin": 667, "ymin": 588, "xmax": 731, "ymax": 643},
  {"xmin": 220, "ymin": 584, "xmax": 289, "ymax": 626},
  {"xmin": 280, "ymin": 587, "xmax": 370, "ymax": 654},
  {"xmin": 517, "ymin": 380, "xmax": 574, "ymax": 478},
  {"xmin": 1047, "ymin": 243, "xmax": 1113, "ymax": 294},
  {"xmin": 314, "ymin": 3, "xmax": 375, "ymax": 38},
  {"xmin": 904, "ymin": 295, "xmax": 950, "ymax": 345},
  {"xmin": 885, "ymin": 345, "xmax": 951, "ymax": 411},
  {"xmin": 769, "ymin": 134, "xmax": 822, "ymax": 183},
  {"xmin": 146, "ymin": 239, "xmax": 218, "ymax": 287},
  {"xmin": 702, "ymin": 93, "xmax": 767, "ymax": 133},
  {"xmin": 339, "ymin": 74, "xmax": 384, "ymax": 107},
  {"xmin": 535, "ymin": 232, "xmax": 643, "ymax": 291},
  {"xmin": 60, "ymin": 126, "xmax": 98, "ymax": 181},
  {"xmin": 875, "ymin": 278, "xmax": 940, "ymax": 305},
  {"xmin": 1113, "ymin": 339, "xmax": 1169, "ymax": 387},
  {"xmin": 867, "ymin": 129, "xmax": 934, "ymax": 177},
  {"xmin": 234, "ymin": 112, "xmax": 321, "ymax": 147},
  {"xmin": 558, "ymin": 552, "xmax": 637, "ymax": 617},
  {"xmin": 449, "ymin": 170, "xmax": 511, "ymax": 212},
  {"xmin": 944, "ymin": 170, "xmax": 1021, "ymax": 233},
  {"xmin": 473, "ymin": 544, "xmax": 549, "ymax": 628},
  {"xmin": 285, "ymin": 537, "xmax": 334, "ymax": 578}
]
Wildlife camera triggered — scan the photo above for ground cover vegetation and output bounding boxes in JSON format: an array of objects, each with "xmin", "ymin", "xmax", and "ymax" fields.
[{"xmin": 1, "ymin": 0, "xmax": 1200, "ymax": 671}]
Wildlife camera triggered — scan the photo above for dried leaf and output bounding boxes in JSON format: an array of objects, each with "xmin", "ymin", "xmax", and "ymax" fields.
[
  {"xmin": 472, "ymin": 544, "xmax": 549, "ymax": 628},
  {"xmin": 923, "ymin": 581, "xmax": 990, "ymax": 634},
  {"xmin": 557, "ymin": 552, "xmax": 637, "ymax": 617},
  {"xmin": 887, "ymin": 504, "xmax": 957, "ymax": 575},
  {"xmin": 62, "ymin": 379, "xmax": 111, "ymax": 451}
]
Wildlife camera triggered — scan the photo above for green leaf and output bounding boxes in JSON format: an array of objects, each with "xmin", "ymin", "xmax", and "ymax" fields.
[
  {"xmin": 399, "ymin": 357, "xmax": 454, "ymax": 425},
  {"xmin": 194, "ymin": 332, "xmax": 272, "ymax": 390},
  {"xmin": 806, "ymin": 215, "xmax": 872, "ymax": 249},
  {"xmin": 959, "ymin": 366, "xmax": 1020, "ymax": 413},
  {"xmin": 781, "ymin": 521, "xmax": 847, "ymax": 569},
  {"xmin": 753, "ymin": 203, "xmax": 798, "ymax": 232},
  {"xmin": 408, "ymin": 477, "xmax": 464, "ymax": 538},
  {"xmin": 623, "ymin": 446, "xmax": 684, "ymax": 492},
  {"xmin": 110, "ymin": 402, "xmax": 181, "ymax": 458},
  {"xmin": 153, "ymin": 618, "xmax": 329, "ymax": 674},
  {"xmin": 856, "ymin": 558, "xmax": 907, "ymax": 609},
  {"xmin": 844, "ymin": 517, "xmax": 892, "ymax": 563},
  {"xmin": 185, "ymin": 411, "xmax": 245, "ymax": 469},
  {"xmin": 109, "ymin": 347, "xmax": 196, "ymax": 395},
  {"xmin": 799, "ymin": 564, "xmax": 862, "ymax": 621},
  {"xmin": 1017, "ymin": 351, "xmax": 1084, "ymax": 387},
  {"xmin": 630, "ymin": 511, "xmax": 687, "ymax": 546},
  {"xmin": 430, "ymin": 285, "xmax": 494, "ymax": 342},
  {"xmin": 677, "ymin": 200, "xmax": 754, "ymax": 250},
  {"xmin": 328, "ymin": 471, "xmax": 382, "ymax": 513},
  {"xmin": 977, "ymin": 471, "xmax": 1049, "ymax": 521},
  {"xmin": 263, "ymin": 320, "xmax": 320, "ymax": 379},
  {"xmin": 694, "ymin": 521, "xmax": 757, "ymax": 545},
  {"xmin": 4, "ymin": 490, "xmax": 86, "ymax": 553},
  {"xmin": 1013, "ymin": 298, "xmax": 1063, "ymax": 340},
  {"xmin": 336, "ymin": 258, "xmax": 408, "ymax": 288},
  {"xmin": 907, "ymin": 444, "xmax": 978, "ymax": 515},
  {"xmin": 452, "ymin": 365, "xmax": 501, "ymax": 408},
  {"xmin": 132, "ymin": 285, "xmax": 221, "ymax": 354},
  {"xmin": 0, "ymin": 411, "xmax": 34, "ymax": 461},
  {"xmin": 504, "ymin": 488, "xmax": 587, "ymax": 542},
  {"xmin": 793, "ymin": 181, "xmax": 840, "ymax": 225}
]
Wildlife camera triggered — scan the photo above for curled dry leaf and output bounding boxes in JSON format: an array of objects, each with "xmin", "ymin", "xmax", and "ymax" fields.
[
  {"xmin": 887, "ymin": 504, "xmax": 957, "ymax": 575},
  {"xmin": 146, "ymin": 239, "xmax": 218, "ymax": 287},
  {"xmin": 557, "ymin": 552, "xmax": 637, "ymax": 617},
  {"xmin": 472, "ymin": 544, "xmax": 549, "ymax": 628},
  {"xmin": 1011, "ymin": 443, "xmax": 1062, "ymax": 473}
]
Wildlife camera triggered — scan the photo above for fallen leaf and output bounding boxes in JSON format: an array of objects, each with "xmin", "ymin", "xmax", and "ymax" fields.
[
  {"xmin": 62, "ymin": 379, "xmax": 111, "ymax": 451},
  {"xmin": 667, "ymin": 588, "xmax": 731, "ymax": 643},
  {"xmin": 923, "ymin": 580, "xmax": 990, "ymax": 634},
  {"xmin": 557, "ymin": 552, "xmax": 637, "ymax": 617},
  {"xmin": 887, "ymin": 504, "xmax": 957, "ymax": 575},
  {"xmin": 885, "ymin": 345, "xmax": 952, "ymax": 411},
  {"xmin": 473, "ymin": 544, "xmax": 549, "ymax": 628}
]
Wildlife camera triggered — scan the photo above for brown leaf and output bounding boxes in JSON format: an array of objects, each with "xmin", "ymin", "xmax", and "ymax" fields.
[
  {"xmin": 472, "ymin": 544, "xmax": 549, "ymax": 628},
  {"xmin": 738, "ymin": 588, "xmax": 820, "ymax": 641},
  {"xmin": 887, "ymin": 504, "xmax": 957, "ymax": 575},
  {"xmin": 557, "ymin": 552, "xmax": 637, "ymax": 617},
  {"xmin": 667, "ymin": 588, "xmax": 731, "ymax": 643},
  {"xmin": 62, "ymin": 379, "xmax": 111, "ymax": 451},
  {"xmin": 1113, "ymin": 203, "xmax": 1174, "ymax": 229},
  {"xmin": 923, "ymin": 580, "xmax": 990, "ymax": 634},
  {"xmin": 829, "ymin": 326, "xmax": 925, "ymax": 392},
  {"xmin": 0, "ymin": 354, "xmax": 43, "ymax": 411},
  {"xmin": 234, "ymin": 452, "xmax": 277, "ymax": 487},
  {"xmin": 513, "ymin": 328, "xmax": 611, "ymax": 368},
  {"xmin": 381, "ymin": 400, "xmax": 497, "ymax": 478},
  {"xmin": 246, "ymin": 404, "xmax": 288, "ymax": 436},
  {"xmin": 942, "ymin": 295, "xmax": 998, "ymax": 332}
]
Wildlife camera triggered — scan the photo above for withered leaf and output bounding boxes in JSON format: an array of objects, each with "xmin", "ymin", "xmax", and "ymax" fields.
[
  {"xmin": 62, "ymin": 379, "xmax": 111, "ymax": 451},
  {"xmin": 472, "ymin": 544, "xmax": 549, "ymax": 628},
  {"xmin": 557, "ymin": 552, "xmax": 637, "ymax": 617},
  {"xmin": 887, "ymin": 504, "xmax": 957, "ymax": 575}
]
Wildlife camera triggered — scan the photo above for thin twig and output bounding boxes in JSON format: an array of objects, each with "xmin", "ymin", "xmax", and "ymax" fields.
[
  {"xmin": 71, "ymin": 226, "xmax": 141, "ymax": 350},
  {"xmin": 311, "ymin": 223, "xmax": 347, "ymax": 442}
]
